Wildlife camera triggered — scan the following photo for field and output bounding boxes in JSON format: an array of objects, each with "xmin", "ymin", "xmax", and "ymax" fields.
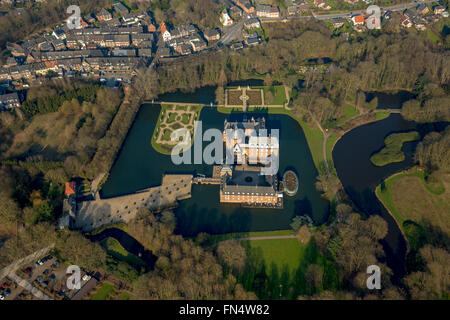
[
  {"xmin": 370, "ymin": 131, "xmax": 420, "ymax": 167},
  {"xmin": 91, "ymin": 282, "xmax": 130, "ymax": 300},
  {"xmin": 336, "ymin": 104, "xmax": 359, "ymax": 126},
  {"xmin": 227, "ymin": 90, "xmax": 243, "ymax": 105},
  {"xmin": 376, "ymin": 169, "xmax": 449, "ymax": 250},
  {"xmin": 261, "ymin": 86, "xmax": 287, "ymax": 105},
  {"xmin": 101, "ymin": 237, "xmax": 146, "ymax": 269},
  {"xmin": 239, "ymin": 238, "xmax": 340, "ymax": 298}
]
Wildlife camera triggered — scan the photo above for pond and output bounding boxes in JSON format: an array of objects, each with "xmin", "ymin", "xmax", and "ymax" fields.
[
  {"xmin": 333, "ymin": 113, "xmax": 447, "ymax": 279},
  {"xmin": 366, "ymin": 90, "xmax": 415, "ymax": 109},
  {"xmin": 100, "ymin": 102, "xmax": 330, "ymax": 237}
]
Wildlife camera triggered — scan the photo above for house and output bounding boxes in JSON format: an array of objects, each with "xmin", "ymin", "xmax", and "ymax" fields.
[
  {"xmin": 175, "ymin": 43, "xmax": 192, "ymax": 55},
  {"xmin": 256, "ymin": 5, "xmax": 280, "ymax": 18},
  {"xmin": 434, "ymin": 5, "xmax": 445, "ymax": 15},
  {"xmin": 313, "ymin": 0, "xmax": 331, "ymax": 10},
  {"xmin": 159, "ymin": 47, "xmax": 172, "ymax": 58},
  {"xmin": 399, "ymin": 14, "xmax": 412, "ymax": 28},
  {"xmin": 443, "ymin": 11, "xmax": 449, "ymax": 18},
  {"xmin": 351, "ymin": 14, "xmax": 365, "ymax": 25},
  {"xmin": 138, "ymin": 48, "xmax": 152, "ymax": 57},
  {"xmin": 344, "ymin": 0, "xmax": 359, "ymax": 4},
  {"xmin": 245, "ymin": 36, "xmax": 259, "ymax": 46},
  {"xmin": 5, "ymin": 57, "xmax": 17, "ymax": 67},
  {"xmin": 413, "ymin": 18, "xmax": 426, "ymax": 31},
  {"xmin": 112, "ymin": 48, "xmax": 137, "ymax": 56},
  {"xmin": 131, "ymin": 33, "xmax": 154, "ymax": 47},
  {"xmin": 235, "ymin": 0, "xmax": 255, "ymax": 14},
  {"xmin": 203, "ymin": 29, "xmax": 220, "ymax": 41},
  {"xmin": 244, "ymin": 18, "xmax": 261, "ymax": 29},
  {"xmin": 113, "ymin": 1, "xmax": 129, "ymax": 16},
  {"xmin": 190, "ymin": 39, "xmax": 207, "ymax": 52},
  {"xmin": 231, "ymin": 42, "xmax": 244, "ymax": 51},
  {"xmin": 0, "ymin": 92, "xmax": 20, "ymax": 109},
  {"xmin": 84, "ymin": 14, "xmax": 96, "ymax": 24},
  {"xmin": 122, "ymin": 13, "xmax": 139, "ymax": 25},
  {"xmin": 404, "ymin": 8, "xmax": 417, "ymax": 20},
  {"xmin": 220, "ymin": 10, "xmax": 233, "ymax": 26},
  {"xmin": 331, "ymin": 17, "xmax": 345, "ymax": 28},
  {"xmin": 97, "ymin": 8, "xmax": 112, "ymax": 21},
  {"xmin": 65, "ymin": 181, "xmax": 77, "ymax": 197},
  {"xmin": 230, "ymin": 6, "xmax": 243, "ymax": 18},
  {"xmin": 160, "ymin": 22, "xmax": 171, "ymax": 42},
  {"xmin": 287, "ymin": 5, "xmax": 300, "ymax": 16},
  {"xmin": 417, "ymin": 4, "xmax": 429, "ymax": 15},
  {"xmin": 52, "ymin": 28, "xmax": 66, "ymax": 40}
]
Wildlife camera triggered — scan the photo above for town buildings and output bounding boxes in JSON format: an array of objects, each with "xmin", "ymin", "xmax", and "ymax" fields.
[{"xmin": 256, "ymin": 5, "xmax": 280, "ymax": 18}]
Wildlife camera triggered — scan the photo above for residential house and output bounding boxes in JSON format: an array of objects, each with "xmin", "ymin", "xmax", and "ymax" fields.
[
  {"xmin": 413, "ymin": 17, "xmax": 426, "ymax": 31},
  {"xmin": 131, "ymin": 33, "xmax": 154, "ymax": 47},
  {"xmin": 256, "ymin": 5, "xmax": 280, "ymax": 18},
  {"xmin": 221, "ymin": 10, "xmax": 233, "ymax": 26},
  {"xmin": 245, "ymin": 36, "xmax": 259, "ymax": 47},
  {"xmin": 314, "ymin": 0, "xmax": 331, "ymax": 10},
  {"xmin": 112, "ymin": 48, "xmax": 137, "ymax": 56},
  {"xmin": 191, "ymin": 39, "xmax": 207, "ymax": 52},
  {"xmin": 113, "ymin": 2, "xmax": 129, "ymax": 16},
  {"xmin": 203, "ymin": 29, "xmax": 221, "ymax": 41},
  {"xmin": 0, "ymin": 92, "xmax": 20, "ymax": 109},
  {"xmin": 97, "ymin": 8, "xmax": 112, "ymax": 21},
  {"xmin": 230, "ymin": 6, "xmax": 243, "ymax": 18},
  {"xmin": 5, "ymin": 57, "xmax": 17, "ymax": 67},
  {"xmin": 244, "ymin": 18, "xmax": 261, "ymax": 29},
  {"xmin": 138, "ymin": 48, "xmax": 152, "ymax": 57},
  {"xmin": 160, "ymin": 22, "xmax": 171, "ymax": 42},
  {"xmin": 400, "ymin": 14, "xmax": 412, "ymax": 28},
  {"xmin": 159, "ymin": 47, "xmax": 172, "ymax": 58},
  {"xmin": 434, "ymin": 5, "xmax": 445, "ymax": 15},
  {"xmin": 331, "ymin": 17, "xmax": 345, "ymax": 28},
  {"xmin": 287, "ymin": 5, "xmax": 300, "ymax": 16},
  {"xmin": 235, "ymin": 0, "xmax": 255, "ymax": 14},
  {"xmin": 175, "ymin": 43, "xmax": 192, "ymax": 55},
  {"xmin": 52, "ymin": 28, "xmax": 66, "ymax": 40},
  {"xmin": 404, "ymin": 8, "xmax": 417, "ymax": 20},
  {"xmin": 344, "ymin": 0, "xmax": 359, "ymax": 4},
  {"xmin": 417, "ymin": 4, "xmax": 429, "ymax": 15},
  {"xmin": 351, "ymin": 14, "xmax": 365, "ymax": 25}
]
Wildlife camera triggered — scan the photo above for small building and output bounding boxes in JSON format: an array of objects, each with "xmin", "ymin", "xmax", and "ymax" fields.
[
  {"xmin": 245, "ymin": 36, "xmax": 259, "ymax": 46},
  {"xmin": 220, "ymin": 10, "xmax": 233, "ymax": 26},
  {"xmin": 344, "ymin": 0, "xmax": 359, "ymax": 4},
  {"xmin": 399, "ymin": 14, "xmax": 412, "ymax": 28},
  {"xmin": 113, "ymin": 1, "xmax": 129, "ymax": 16},
  {"xmin": 230, "ymin": 6, "xmax": 243, "ymax": 18},
  {"xmin": 256, "ymin": 5, "xmax": 280, "ymax": 18},
  {"xmin": 159, "ymin": 47, "xmax": 172, "ymax": 58},
  {"xmin": 96, "ymin": 8, "xmax": 112, "ymax": 22},
  {"xmin": 160, "ymin": 22, "xmax": 171, "ymax": 42},
  {"xmin": 244, "ymin": 18, "xmax": 261, "ymax": 29},
  {"xmin": 434, "ymin": 5, "xmax": 445, "ymax": 15},
  {"xmin": 287, "ymin": 5, "xmax": 300, "ymax": 16},
  {"xmin": 203, "ymin": 29, "xmax": 220, "ymax": 41},
  {"xmin": 52, "ymin": 28, "xmax": 66, "ymax": 40},
  {"xmin": 0, "ymin": 92, "xmax": 20, "ymax": 109},
  {"xmin": 231, "ymin": 42, "xmax": 244, "ymax": 51},
  {"xmin": 314, "ymin": 0, "xmax": 331, "ymax": 10},
  {"xmin": 331, "ymin": 17, "xmax": 345, "ymax": 28},
  {"xmin": 351, "ymin": 14, "xmax": 365, "ymax": 25},
  {"xmin": 235, "ymin": 0, "xmax": 255, "ymax": 14},
  {"xmin": 413, "ymin": 18, "xmax": 426, "ymax": 31},
  {"xmin": 417, "ymin": 4, "xmax": 429, "ymax": 15}
]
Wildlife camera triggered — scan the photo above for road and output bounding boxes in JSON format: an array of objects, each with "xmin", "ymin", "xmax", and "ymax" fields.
[{"xmin": 258, "ymin": 0, "xmax": 437, "ymax": 22}]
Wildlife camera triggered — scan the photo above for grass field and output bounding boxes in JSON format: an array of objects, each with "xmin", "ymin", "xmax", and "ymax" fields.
[
  {"xmin": 261, "ymin": 86, "xmax": 287, "ymax": 105},
  {"xmin": 91, "ymin": 282, "xmax": 115, "ymax": 300},
  {"xmin": 370, "ymin": 131, "xmax": 420, "ymax": 167},
  {"xmin": 336, "ymin": 104, "xmax": 359, "ymax": 126},
  {"xmin": 239, "ymin": 238, "xmax": 340, "ymax": 298},
  {"xmin": 101, "ymin": 237, "xmax": 146, "ymax": 268},
  {"xmin": 376, "ymin": 169, "xmax": 449, "ymax": 250},
  {"xmin": 375, "ymin": 111, "xmax": 391, "ymax": 121}
]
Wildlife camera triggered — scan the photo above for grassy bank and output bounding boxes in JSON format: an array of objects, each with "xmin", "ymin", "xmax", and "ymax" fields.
[
  {"xmin": 376, "ymin": 168, "xmax": 448, "ymax": 250},
  {"xmin": 370, "ymin": 131, "xmax": 420, "ymax": 167}
]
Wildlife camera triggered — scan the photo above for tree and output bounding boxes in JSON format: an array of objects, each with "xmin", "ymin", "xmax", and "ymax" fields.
[
  {"xmin": 216, "ymin": 241, "xmax": 247, "ymax": 274},
  {"xmin": 304, "ymin": 264, "xmax": 324, "ymax": 290},
  {"xmin": 215, "ymin": 86, "xmax": 225, "ymax": 105},
  {"xmin": 290, "ymin": 215, "xmax": 313, "ymax": 232},
  {"xmin": 315, "ymin": 174, "xmax": 341, "ymax": 201},
  {"xmin": 264, "ymin": 73, "xmax": 273, "ymax": 87}
]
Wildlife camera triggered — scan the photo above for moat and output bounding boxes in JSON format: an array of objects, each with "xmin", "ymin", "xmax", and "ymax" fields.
[{"xmin": 101, "ymin": 104, "xmax": 330, "ymax": 236}]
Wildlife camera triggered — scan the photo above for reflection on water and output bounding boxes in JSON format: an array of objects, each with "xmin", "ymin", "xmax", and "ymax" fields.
[{"xmin": 101, "ymin": 104, "xmax": 329, "ymax": 237}]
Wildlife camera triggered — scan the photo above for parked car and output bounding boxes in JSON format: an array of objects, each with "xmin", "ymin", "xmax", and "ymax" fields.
[
  {"xmin": 52, "ymin": 261, "xmax": 59, "ymax": 268},
  {"xmin": 49, "ymin": 274, "xmax": 56, "ymax": 280},
  {"xmin": 82, "ymin": 275, "xmax": 91, "ymax": 282},
  {"xmin": 36, "ymin": 276, "xmax": 43, "ymax": 283},
  {"xmin": 1, "ymin": 282, "xmax": 9, "ymax": 289},
  {"xmin": 25, "ymin": 267, "xmax": 32, "ymax": 274},
  {"xmin": 43, "ymin": 269, "xmax": 50, "ymax": 275},
  {"xmin": 3, "ymin": 288, "xmax": 10, "ymax": 296}
]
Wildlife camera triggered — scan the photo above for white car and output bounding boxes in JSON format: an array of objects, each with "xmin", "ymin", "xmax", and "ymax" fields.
[
  {"xmin": 0, "ymin": 294, "xmax": 4, "ymax": 300},
  {"xmin": 82, "ymin": 275, "xmax": 91, "ymax": 282}
]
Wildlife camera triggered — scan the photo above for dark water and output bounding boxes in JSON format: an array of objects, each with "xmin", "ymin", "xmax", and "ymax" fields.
[
  {"xmin": 101, "ymin": 104, "xmax": 329, "ymax": 237},
  {"xmin": 366, "ymin": 90, "xmax": 415, "ymax": 109},
  {"xmin": 333, "ymin": 113, "xmax": 447, "ymax": 279}
]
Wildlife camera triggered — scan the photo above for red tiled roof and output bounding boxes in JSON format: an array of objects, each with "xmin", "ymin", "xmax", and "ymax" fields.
[{"xmin": 65, "ymin": 181, "xmax": 76, "ymax": 196}]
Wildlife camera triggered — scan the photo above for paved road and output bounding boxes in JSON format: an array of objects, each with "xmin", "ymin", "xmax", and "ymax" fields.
[
  {"xmin": 219, "ymin": 20, "xmax": 246, "ymax": 46},
  {"xmin": 259, "ymin": 0, "xmax": 437, "ymax": 22}
]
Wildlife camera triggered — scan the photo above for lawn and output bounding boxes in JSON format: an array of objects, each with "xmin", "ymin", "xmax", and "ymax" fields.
[
  {"xmin": 101, "ymin": 237, "xmax": 146, "ymax": 269},
  {"xmin": 375, "ymin": 111, "xmax": 391, "ymax": 121},
  {"xmin": 336, "ymin": 104, "xmax": 359, "ymax": 126},
  {"xmin": 239, "ymin": 238, "xmax": 340, "ymax": 298},
  {"xmin": 376, "ymin": 169, "xmax": 449, "ymax": 250},
  {"xmin": 370, "ymin": 131, "xmax": 420, "ymax": 167},
  {"xmin": 262, "ymin": 86, "xmax": 287, "ymax": 105},
  {"xmin": 91, "ymin": 282, "xmax": 115, "ymax": 300}
]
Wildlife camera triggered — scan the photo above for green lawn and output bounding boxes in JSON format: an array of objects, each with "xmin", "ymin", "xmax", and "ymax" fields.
[
  {"xmin": 242, "ymin": 238, "xmax": 304, "ymax": 275},
  {"xmin": 101, "ymin": 237, "xmax": 146, "ymax": 268},
  {"xmin": 239, "ymin": 238, "xmax": 340, "ymax": 298},
  {"xmin": 376, "ymin": 168, "xmax": 448, "ymax": 250},
  {"xmin": 91, "ymin": 282, "xmax": 115, "ymax": 300},
  {"xmin": 262, "ymin": 86, "xmax": 287, "ymax": 105},
  {"xmin": 336, "ymin": 104, "xmax": 359, "ymax": 126},
  {"xmin": 375, "ymin": 111, "xmax": 391, "ymax": 121},
  {"xmin": 370, "ymin": 131, "xmax": 420, "ymax": 166}
]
